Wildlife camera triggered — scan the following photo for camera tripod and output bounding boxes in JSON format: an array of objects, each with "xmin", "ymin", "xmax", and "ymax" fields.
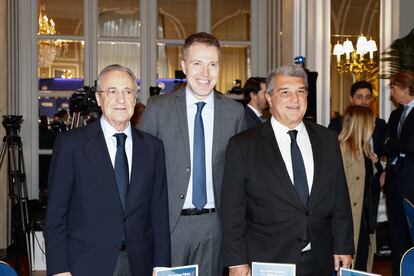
[{"xmin": 0, "ymin": 115, "xmax": 32, "ymax": 276}]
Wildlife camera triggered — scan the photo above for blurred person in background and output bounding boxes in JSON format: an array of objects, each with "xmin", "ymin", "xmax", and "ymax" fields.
[
  {"xmin": 339, "ymin": 105, "xmax": 380, "ymax": 272},
  {"xmin": 243, "ymin": 77, "xmax": 269, "ymax": 129},
  {"xmin": 131, "ymin": 103, "xmax": 146, "ymax": 128},
  {"xmin": 382, "ymin": 70, "xmax": 414, "ymax": 276}
]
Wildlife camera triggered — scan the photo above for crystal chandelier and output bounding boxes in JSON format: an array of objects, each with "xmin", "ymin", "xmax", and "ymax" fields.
[
  {"xmin": 332, "ymin": 34, "xmax": 378, "ymax": 80},
  {"xmin": 38, "ymin": 5, "xmax": 68, "ymax": 68}
]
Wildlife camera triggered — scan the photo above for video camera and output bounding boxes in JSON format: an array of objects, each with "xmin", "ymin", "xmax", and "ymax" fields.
[{"xmin": 69, "ymin": 84, "xmax": 101, "ymax": 128}]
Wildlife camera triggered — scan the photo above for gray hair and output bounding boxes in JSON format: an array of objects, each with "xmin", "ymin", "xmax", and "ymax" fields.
[
  {"xmin": 96, "ymin": 64, "xmax": 138, "ymax": 91},
  {"xmin": 266, "ymin": 64, "xmax": 308, "ymax": 94}
]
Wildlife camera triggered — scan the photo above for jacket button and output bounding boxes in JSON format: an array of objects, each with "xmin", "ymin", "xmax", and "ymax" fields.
[
  {"xmin": 297, "ymin": 238, "xmax": 302, "ymax": 242},
  {"xmin": 356, "ymin": 176, "xmax": 360, "ymax": 180},
  {"xmin": 185, "ymin": 167, "xmax": 190, "ymax": 174},
  {"xmin": 179, "ymin": 194, "xmax": 184, "ymax": 199},
  {"xmin": 353, "ymin": 202, "xmax": 357, "ymax": 206},
  {"xmin": 306, "ymin": 211, "xmax": 311, "ymax": 216}
]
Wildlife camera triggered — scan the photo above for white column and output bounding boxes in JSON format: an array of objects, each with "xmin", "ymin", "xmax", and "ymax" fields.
[
  {"xmin": 18, "ymin": 0, "xmax": 38, "ymax": 198},
  {"xmin": 306, "ymin": 0, "xmax": 330, "ymax": 126},
  {"xmin": 379, "ymin": 0, "xmax": 400, "ymax": 121},
  {"xmin": 140, "ymin": 0, "xmax": 157, "ymax": 104},
  {"xmin": 292, "ymin": 0, "xmax": 307, "ymax": 59},
  {"xmin": 251, "ymin": 0, "xmax": 268, "ymax": 77}
]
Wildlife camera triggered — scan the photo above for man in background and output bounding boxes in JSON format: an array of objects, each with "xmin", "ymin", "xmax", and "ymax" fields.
[
  {"xmin": 221, "ymin": 64, "xmax": 354, "ymax": 276},
  {"xmin": 45, "ymin": 64, "xmax": 170, "ymax": 276},
  {"xmin": 140, "ymin": 32, "xmax": 245, "ymax": 276},
  {"xmin": 382, "ymin": 70, "xmax": 414, "ymax": 276},
  {"xmin": 243, "ymin": 77, "xmax": 268, "ymax": 129},
  {"xmin": 329, "ymin": 80, "xmax": 386, "ymax": 156}
]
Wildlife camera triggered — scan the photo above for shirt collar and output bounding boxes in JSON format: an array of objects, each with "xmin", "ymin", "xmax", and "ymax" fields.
[
  {"xmin": 100, "ymin": 116, "xmax": 132, "ymax": 139},
  {"xmin": 270, "ymin": 116, "xmax": 305, "ymax": 135},
  {"xmin": 185, "ymin": 88, "xmax": 214, "ymax": 109},
  {"xmin": 247, "ymin": 104, "xmax": 262, "ymax": 117},
  {"xmin": 406, "ymin": 98, "xmax": 414, "ymax": 109}
]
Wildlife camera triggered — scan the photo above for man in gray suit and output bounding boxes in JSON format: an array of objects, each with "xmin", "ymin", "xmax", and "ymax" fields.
[{"xmin": 140, "ymin": 32, "xmax": 245, "ymax": 276}]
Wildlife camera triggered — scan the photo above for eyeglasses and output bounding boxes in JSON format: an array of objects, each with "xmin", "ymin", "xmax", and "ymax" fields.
[
  {"xmin": 276, "ymin": 88, "xmax": 308, "ymax": 98},
  {"xmin": 98, "ymin": 88, "xmax": 137, "ymax": 98}
]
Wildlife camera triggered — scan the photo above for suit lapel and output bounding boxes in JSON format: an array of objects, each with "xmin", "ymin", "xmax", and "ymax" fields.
[
  {"xmin": 125, "ymin": 128, "xmax": 145, "ymax": 217},
  {"xmin": 212, "ymin": 93, "xmax": 224, "ymax": 167},
  {"xmin": 212, "ymin": 92, "xmax": 225, "ymax": 196},
  {"xmin": 304, "ymin": 122, "xmax": 320, "ymax": 204},
  {"xmin": 401, "ymin": 106, "xmax": 414, "ymax": 137},
  {"xmin": 261, "ymin": 121, "xmax": 305, "ymax": 208},
  {"xmin": 83, "ymin": 120, "xmax": 122, "ymax": 210},
  {"xmin": 175, "ymin": 89, "xmax": 191, "ymax": 164}
]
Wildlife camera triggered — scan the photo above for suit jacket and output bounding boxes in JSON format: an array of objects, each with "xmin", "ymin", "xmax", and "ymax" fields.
[
  {"xmin": 244, "ymin": 105, "xmax": 262, "ymax": 129},
  {"xmin": 139, "ymin": 89, "xmax": 245, "ymax": 232},
  {"xmin": 45, "ymin": 119, "xmax": 170, "ymax": 276},
  {"xmin": 383, "ymin": 106, "xmax": 414, "ymax": 202},
  {"xmin": 221, "ymin": 120, "xmax": 354, "ymax": 275}
]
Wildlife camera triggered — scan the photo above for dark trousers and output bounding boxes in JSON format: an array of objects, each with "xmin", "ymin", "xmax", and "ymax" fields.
[
  {"xmin": 385, "ymin": 167, "xmax": 412, "ymax": 276},
  {"xmin": 113, "ymin": 250, "xmax": 132, "ymax": 276}
]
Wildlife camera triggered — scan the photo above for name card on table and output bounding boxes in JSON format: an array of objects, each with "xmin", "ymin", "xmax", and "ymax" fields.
[
  {"xmin": 340, "ymin": 268, "xmax": 381, "ymax": 276},
  {"xmin": 155, "ymin": 265, "xmax": 198, "ymax": 276},
  {"xmin": 252, "ymin": 262, "xmax": 296, "ymax": 276}
]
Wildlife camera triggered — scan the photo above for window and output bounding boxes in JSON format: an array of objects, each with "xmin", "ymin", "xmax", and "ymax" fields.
[{"xmin": 17, "ymin": 0, "xmax": 262, "ymax": 199}]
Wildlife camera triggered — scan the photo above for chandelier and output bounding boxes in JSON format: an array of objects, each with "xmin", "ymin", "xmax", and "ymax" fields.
[
  {"xmin": 38, "ymin": 5, "xmax": 68, "ymax": 68},
  {"xmin": 332, "ymin": 34, "xmax": 378, "ymax": 79}
]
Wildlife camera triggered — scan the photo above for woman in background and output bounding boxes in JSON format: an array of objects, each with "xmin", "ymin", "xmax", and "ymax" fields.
[{"xmin": 339, "ymin": 105, "xmax": 381, "ymax": 272}]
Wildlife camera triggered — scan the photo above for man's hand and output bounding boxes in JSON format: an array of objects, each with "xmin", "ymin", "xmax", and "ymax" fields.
[
  {"xmin": 53, "ymin": 273, "xmax": 72, "ymax": 276},
  {"xmin": 229, "ymin": 264, "xmax": 251, "ymax": 276},
  {"xmin": 333, "ymin": 255, "xmax": 352, "ymax": 275}
]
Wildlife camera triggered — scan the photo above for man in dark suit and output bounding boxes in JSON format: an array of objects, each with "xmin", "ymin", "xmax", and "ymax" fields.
[
  {"xmin": 45, "ymin": 64, "xmax": 170, "ymax": 276},
  {"xmin": 243, "ymin": 77, "xmax": 268, "ymax": 129},
  {"xmin": 329, "ymin": 80, "xmax": 386, "ymax": 157},
  {"xmin": 140, "ymin": 32, "xmax": 245, "ymax": 276},
  {"xmin": 221, "ymin": 65, "xmax": 354, "ymax": 276},
  {"xmin": 383, "ymin": 70, "xmax": 414, "ymax": 276}
]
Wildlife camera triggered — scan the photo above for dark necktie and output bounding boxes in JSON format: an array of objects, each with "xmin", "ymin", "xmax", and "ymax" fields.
[
  {"xmin": 193, "ymin": 102, "xmax": 207, "ymax": 210},
  {"xmin": 288, "ymin": 129, "xmax": 310, "ymax": 247},
  {"xmin": 114, "ymin": 133, "xmax": 129, "ymax": 211},
  {"xmin": 397, "ymin": 105, "xmax": 409, "ymax": 139},
  {"xmin": 287, "ymin": 130, "xmax": 309, "ymax": 208}
]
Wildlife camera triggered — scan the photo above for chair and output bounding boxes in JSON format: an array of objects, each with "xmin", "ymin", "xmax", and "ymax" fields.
[
  {"xmin": 401, "ymin": 247, "xmax": 414, "ymax": 276},
  {"xmin": 402, "ymin": 198, "xmax": 414, "ymax": 243},
  {"xmin": 0, "ymin": 261, "xmax": 18, "ymax": 276}
]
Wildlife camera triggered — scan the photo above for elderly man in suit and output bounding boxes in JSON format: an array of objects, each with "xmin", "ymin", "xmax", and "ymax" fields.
[
  {"xmin": 383, "ymin": 70, "xmax": 414, "ymax": 276},
  {"xmin": 45, "ymin": 64, "xmax": 170, "ymax": 276},
  {"xmin": 140, "ymin": 32, "xmax": 245, "ymax": 276},
  {"xmin": 243, "ymin": 77, "xmax": 268, "ymax": 129},
  {"xmin": 221, "ymin": 64, "xmax": 354, "ymax": 276}
]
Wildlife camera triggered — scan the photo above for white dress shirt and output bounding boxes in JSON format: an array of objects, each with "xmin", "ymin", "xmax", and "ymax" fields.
[
  {"xmin": 271, "ymin": 117, "xmax": 314, "ymax": 251},
  {"xmin": 402, "ymin": 98, "xmax": 414, "ymax": 122},
  {"xmin": 183, "ymin": 90, "xmax": 215, "ymax": 209},
  {"xmin": 270, "ymin": 117, "xmax": 314, "ymax": 191},
  {"xmin": 100, "ymin": 117, "xmax": 133, "ymax": 180}
]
